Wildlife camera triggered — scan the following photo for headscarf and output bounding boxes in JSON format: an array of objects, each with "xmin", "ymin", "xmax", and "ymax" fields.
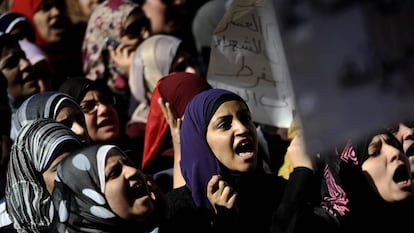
[
  {"xmin": 10, "ymin": 0, "xmax": 45, "ymax": 47},
  {"xmin": 319, "ymin": 128, "xmax": 396, "ymax": 219},
  {"xmin": 51, "ymin": 144, "xmax": 148, "ymax": 233},
  {"xmin": 0, "ymin": 72, "xmax": 11, "ymax": 136},
  {"xmin": 18, "ymin": 39, "xmax": 47, "ymax": 65},
  {"xmin": 58, "ymin": 76, "xmax": 113, "ymax": 104},
  {"xmin": 180, "ymin": 88, "xmax": 248, "ymax": 209},
  {"xmin": 0, "ymin": 11, "xmax": 35, "ymax": 41},
  {"xmin": 10, "ymin": 91, "xmax": 82, "ymax": 141},
  {"xmin": 6, "ymin": 118, "xmax": 82, "ymax": 233},
  {"xmin": 82, "ymin": 0, "xmax": 138, "ymax": 92},
  {"xmin": 142, "ymin": 72, "xmax": 211, "ymax": 170},
  {"xmin": 128, "ymin": 34, "xmax": 182, "ymax": 124}
]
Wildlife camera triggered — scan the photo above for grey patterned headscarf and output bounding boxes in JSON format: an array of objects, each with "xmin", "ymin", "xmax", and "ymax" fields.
[
  {"xmin": 6, "ymin": 118, "xmax": 82, "ymax": 233},
  {"xmin": 10, "ymin": 91, "xmax": 83, "ymax": 141},
  {"xmin": 52, "ymin": 144, "xmax": 155, "ymax": 233}
]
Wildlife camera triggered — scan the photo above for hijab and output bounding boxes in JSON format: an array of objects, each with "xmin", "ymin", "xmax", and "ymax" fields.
[
  {"xmin": 82, "ymin": 0, "xmax": 138, "ymax": 93},
  {"xmin": 128, "ymin": 34, "xmax": 181, "ymax": 124},
  {"xmin": 179, "ymin": 88, "xmax": 248, "ymax": 209},
  {"xmin": 58, "ymin": 76, "xmax": 113, "ymax": 104},
  {"xmin": 10, "ymin": 91, "xmax": 82, "ymax": 141},
  {"xmin": 6, "ymin": 118, "xmax": 82, "ymax": 233},
  {"xmin": 142, "ymin": 72, "xmax": 211, "ymax": 170},
  {"xmin": 0, "ymin": 11, "xmax": 35, "ymax": 41},
  {"xmin": 51, "ymin": 144, "xmax": 153, "ymax": 233}
]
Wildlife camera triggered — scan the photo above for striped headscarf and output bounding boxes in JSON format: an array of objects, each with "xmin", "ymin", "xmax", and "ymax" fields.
[
  {"xmin": 10, "ymin": 91, "xmax": 83, "ymax": 141},
  {"xmin": 6, "ymin": 118, "xmax": 82, "ymax": 233}
]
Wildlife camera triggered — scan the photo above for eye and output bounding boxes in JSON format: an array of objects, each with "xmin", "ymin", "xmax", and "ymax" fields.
[
  {"xmin": 1, "ymin": 55, "xmax": 20, "ymax": 70},
  {"xmin": 106, "ymin": 163, "xmax": 122, "ymax": 180},
  {"xmin": 217, "ymin": 118, "xmax": 232, "ymax": 130},
  {"xmin": 80, "ymin": 101, "xmax": 97, "ymax": 113}
]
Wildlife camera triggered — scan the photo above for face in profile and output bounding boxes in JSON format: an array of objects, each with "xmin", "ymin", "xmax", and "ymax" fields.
[
  {"xmin": 80, "ymin": 90, "xmax": 119, "ymax": 143},
  {"xmin": 104, "ymin": 149, "xmax": 154, "ymax": 221},
  {"xmin": 362, "ymin": 133, "xmax": 413, "ymax": 202},
  {"xmin": 42, "ymin": 148, "xmax": 76, "ymax": 194},
  {"xmin": 206, "ymin": 100, "xmax": 258, "ymax": 172}
]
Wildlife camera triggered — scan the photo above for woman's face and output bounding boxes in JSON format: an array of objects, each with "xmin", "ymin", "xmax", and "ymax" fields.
[
  {"xmin": 42, "ymin": 150, "xmax": 72, "ymax": 194},
  {"xmin": 32, "ymin": 1, "xmax": 67, "ymax": 44},
  {"xmin": 1, "ymin": 45, "xmax": 39, "ymax": 100},
  {"xmin": 206, "ymin": 100, "xmax": 258, "ymax": 172},
  {"xmin": 391, "ymin": 123, "xmax": 414, "ymax": 175},
  {"xmin": 362, "ymin": 134, "xmax": 413, "ymax": 202},
  {"xmin": 80, "ymin": 90, "xmax": 119, "ymax": 143},
  {"xmin": 55, "ymin": 105, "xmax": 90, "ymax": 145},
  {"xmin": 77, "ymin": 0, "xmax": 100, "ymax": 19},
  {"xmin": 104, "ymin": 150, "xmax": 154, "ymax": 221},
  {"xmin": 120, "ymin": 12, "xmax": 151, "ymax": 50}
]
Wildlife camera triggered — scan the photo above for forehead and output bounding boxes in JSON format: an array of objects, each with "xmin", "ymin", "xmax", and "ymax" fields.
[
  {"xmin": 213, "ymin": 100, "xmax": 249, "ymax": 115},
  {"xmin": 82, "ymin": 90, "xmax": 101, "ymax": 100},
  {"xmin": 0, "ymin": 43, "xmax": 21, "ymax": 58}
]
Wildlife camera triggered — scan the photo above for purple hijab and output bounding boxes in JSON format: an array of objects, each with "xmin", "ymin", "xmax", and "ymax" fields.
[{"xmin": 180, "ymin": 88, "xmax": 247, "ymax": 209}]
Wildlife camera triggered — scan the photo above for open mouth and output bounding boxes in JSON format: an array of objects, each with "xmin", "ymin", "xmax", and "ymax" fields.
[
  {"xmin": 393, "ymin": 164, "xmax": 411, "ymax": 185},
  {"xmin": 235, "ymin": 140, "xmax": 255, "ymax": 156},
  {"xmin": 131, "ymin": 182, "xmax": 148, "ymax": 199},
  {"xmin": 98, "ymin": 119, "xmax": 113, "ymax": 128},
  {"xmin": 405, "ymin": 145, "xmax": 414, "ymax": 157}
]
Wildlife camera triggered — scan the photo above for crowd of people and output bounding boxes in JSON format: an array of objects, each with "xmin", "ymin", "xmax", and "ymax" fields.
[{"xmin": 0, "ymin": 0, "xmax": 413, "ymax": 232}]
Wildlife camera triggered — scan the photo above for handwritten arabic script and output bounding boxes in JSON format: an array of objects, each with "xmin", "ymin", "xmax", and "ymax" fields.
[{"xmin": 207, "ymin": 0, "xmax": 294, "ymax": 127}]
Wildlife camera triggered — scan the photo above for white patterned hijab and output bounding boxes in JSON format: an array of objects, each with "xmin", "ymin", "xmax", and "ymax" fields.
[
  {"xmin": 6, "ymin": 118, "xmax": 82, "ymax": 233},
  {"xmin": 51, "ymin": 144, "xmax": 138, "ymax": 233}
]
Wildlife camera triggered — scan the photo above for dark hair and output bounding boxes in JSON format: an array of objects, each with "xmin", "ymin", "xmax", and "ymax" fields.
[{"xmin": 123, "ymin": 6, "xmax": 151, "ymax": 39}]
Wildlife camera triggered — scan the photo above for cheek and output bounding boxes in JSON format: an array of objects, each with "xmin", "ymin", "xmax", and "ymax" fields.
[
  {"xmin": 42, "ymin": 171, "xmax": 55, "ymax": 194},
  {"xmin": 105, "ymin": 183, "xmax": 128, "ymax": 216}
]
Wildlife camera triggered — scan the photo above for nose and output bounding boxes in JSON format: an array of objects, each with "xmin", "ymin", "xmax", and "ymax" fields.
[
  {"xmin": 49, "ymin": 6, "xmax": 61, "ymax": 16},
  {"xmin": 123, "ymin": 164, "xmax": 139, "ymax": 179},
  {"xmin": 96, "ymin": 102, "xmax": 111, "ymax": 115},
  {"xmin": 400, "ymin": 124, "xmax": 414, "ymax": 141},
  {"xmin": 71, "ymin": 122, "xmax": 88, "ymax": 142},
  {"xmin": 20, "ymin": 57, "xmax": 31, "ymax": 72},
  {"xmin": 234, "ymin": 119, "xmax": 250, "ymax": 136}
]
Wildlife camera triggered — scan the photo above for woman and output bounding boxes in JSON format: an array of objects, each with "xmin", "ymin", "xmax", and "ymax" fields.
[
  {"xmin": 58, "ymin": 77, "xmax": 134, "ymax": 155},
  {"xmin": 82, "ymin": 0, "xmax": 150, "ymax": 95},
  {"xmin": 10, "ymin": 91, "xmax": 90, "ymax": 145},
  {"xmin": 83, "ymin": 0, "xmax": 151, "ymax": 127},
  {"xmin": 0, "ymin": 33, "xmax": 39, "ymax": 113},
  {"xmin": 271, "ymin": 127, "xmax": 414, "ymax": 233},
  {"xmin": 0, "ymin": 72, "xmax": 11, "ymax": 200},
  {"xmin": 164, "ymin": 88, "xmax": 287, "ymax": 233},
  {"xmin": 142, "ymin": 72, "xmax": 211, "ymax": 174},
  {"xmin": 127, "ymin": 34, "xmax": 197, "ymax": 144},
  {"xmin": 2, "ymin": 118, "xmax": 83, "ymax": 232},
  {"xmin": 50, "ymin": 144, "xmax": 166, "ymax": 233},
  {"xmin": 11, "ymin": 0, "xmax": 84, "ymax": 89}
]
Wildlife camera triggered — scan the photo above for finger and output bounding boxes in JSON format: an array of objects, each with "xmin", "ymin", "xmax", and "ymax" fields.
[{"xmin": 207, "ymin": 175, "xmax": 221, "ymax": 195}]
